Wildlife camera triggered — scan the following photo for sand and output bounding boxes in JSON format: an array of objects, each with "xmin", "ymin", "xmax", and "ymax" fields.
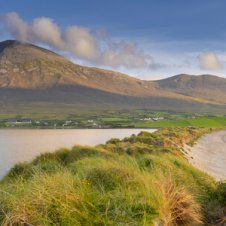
[{"xmin": 184, "ymin": 130, "xmax": 226, "ymax": 181}]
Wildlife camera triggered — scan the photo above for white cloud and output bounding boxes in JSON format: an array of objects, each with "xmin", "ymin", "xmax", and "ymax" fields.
[
  {"xmin": 64, "ymin": 26, "xmax": 99, "ymax": 60},
  {"xmin": 2, "ymin": 12, "xmax": 28, "ymax": 42},
  {"xmin": 0, "ymin": 12, "xmax": 153, "ymax": 68},
  {"xmin": 198, "ymin": 52, "xmax": 223, "ymax": 70},
  {"xmin": 101, "ymin": 41, "xmax": 149, "ymax": 68},
  {"xmin": 31, "ymin": 17, "xmax": 64, "ymax": 49}
]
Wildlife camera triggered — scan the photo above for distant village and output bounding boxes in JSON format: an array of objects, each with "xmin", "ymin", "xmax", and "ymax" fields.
[
  {"xmin": 0, "ymin": 111, "xmax": 208, "ymax": 129},
  {"xmin": 0, "ymin": 115, "xmax": 168, "ymax": 128},
  {"xmin": 140, "ymin": 116, "xmax": 165, "ymax": 121},
  {"xmin": 1, "ymin": 118, "xmax": 105, "ymax": 128}
]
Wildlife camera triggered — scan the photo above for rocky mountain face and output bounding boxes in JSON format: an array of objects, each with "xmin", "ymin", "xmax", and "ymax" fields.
[
  {"xmin": 0, "ymin": 40, "xmax": 226, "ymax": 114},
  {"xmin": 0, "ymin": 40, "xmax": 157, "ymax": 97}
]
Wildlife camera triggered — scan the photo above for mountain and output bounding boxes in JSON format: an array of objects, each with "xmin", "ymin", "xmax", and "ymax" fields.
[
  {"xmin": 0, "ymin": 40, "xmax": 226, "ymax": 116},
  {"xmin": 0, "ymin": 40, "xmax": 181, "ymax": 98},
  {"xmin": 156, "ymin": 74, "xmax": 226, "ymax": 104}
]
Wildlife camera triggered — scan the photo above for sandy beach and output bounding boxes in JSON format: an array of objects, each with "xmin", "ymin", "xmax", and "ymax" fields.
[{"xmin": 184, "ymin": 130, "xmax": 226, "ymax": 181}]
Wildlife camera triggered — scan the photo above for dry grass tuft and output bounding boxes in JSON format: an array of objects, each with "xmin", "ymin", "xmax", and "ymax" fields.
[{"xmin": 158, "ymin": 178, "xmax": 202, "ymax": 226}]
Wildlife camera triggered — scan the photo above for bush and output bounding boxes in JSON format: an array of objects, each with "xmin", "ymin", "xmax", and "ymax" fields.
[
  {"xmin": 5, "ymin": 162, "xmax": 33, "ymax": 180},
  {"xmin": 216, "ymin": 182, "xmax": 226, "ymax": 205},
  {"xmin": 106, "ymin": 138, "xmax": 121, "ymax": 144},
  {"xmin": 32, "ymin": 148, "xmax": 70, "ymax": 165}
]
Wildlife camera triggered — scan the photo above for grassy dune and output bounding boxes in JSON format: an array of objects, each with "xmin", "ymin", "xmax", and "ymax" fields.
[{"xmin": 0, "ymin": 128, "xmax": 225, "ymax": 225}]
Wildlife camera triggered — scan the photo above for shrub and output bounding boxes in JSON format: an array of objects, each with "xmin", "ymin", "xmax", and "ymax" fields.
[
  {"xmin": 216, "ymin": 182, "xmax": 226, "ymax": 205},
  {"xmin": 32, "ymin": 148, "xmax": 70, "ymax": 165},
  {"xmin": 204, "ymin": 181, "xmax": 226, "ymax": 225},
  {"xmin": 106, "ymin": 138, "xmax": 121, "ymax": 144},
  {"xmin": 5, "ymin": 162, "xmax": 33, "ymax": 180}
]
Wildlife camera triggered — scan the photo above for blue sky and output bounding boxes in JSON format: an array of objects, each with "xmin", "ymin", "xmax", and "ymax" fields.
[{"xmin": 1, "ymin": 0, "xmax": 226, "ymax": 79}]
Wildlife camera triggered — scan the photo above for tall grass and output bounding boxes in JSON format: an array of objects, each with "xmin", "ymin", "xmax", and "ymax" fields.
[{"xmin": 0, "ymin": 127, "xmax": 225, "ymax": 225}]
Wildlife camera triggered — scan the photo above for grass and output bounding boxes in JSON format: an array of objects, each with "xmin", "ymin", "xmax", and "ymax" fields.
[
  {"xmin": 0, "ymin": 127, "xmax": 225, "ymax": 225},
  {"xmin": 133, "ymin": 117, "xmax": 226, "ymax": 128},
  {"xmin": 1, "ymin": 109, "xmax": 226, "ymax": 129},
  {"xmin": 1, "ymin": 109, "xmax": 226, "ymax": 131},
  {"xmin": 100, "ymin": 117, "xmax": 131, "ymax": 122}
]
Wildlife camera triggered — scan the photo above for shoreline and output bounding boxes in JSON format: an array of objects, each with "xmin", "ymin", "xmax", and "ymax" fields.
[
  {"xmin": 0, "ymin": 127, "xmax": 158, "ymax": 130},
  {"xmin": 184, "ymin": 130, "xmax": 226, "ymax": 181}
]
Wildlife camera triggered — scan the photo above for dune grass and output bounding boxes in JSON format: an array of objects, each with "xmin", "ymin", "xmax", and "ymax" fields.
[{"xmin": 0, "ymin": 127, "xmax": 225, "ymax": 225}]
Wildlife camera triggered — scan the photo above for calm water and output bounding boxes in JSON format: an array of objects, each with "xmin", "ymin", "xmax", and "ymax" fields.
[{"xmin": 0, "ymin": 129, "xmax": 155, "ymax": 178}]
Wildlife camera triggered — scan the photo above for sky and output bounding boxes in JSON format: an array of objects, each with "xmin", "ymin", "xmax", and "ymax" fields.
[{"xmin": 0, "ymin": 0, "xmax": 226, "ymax": 79}]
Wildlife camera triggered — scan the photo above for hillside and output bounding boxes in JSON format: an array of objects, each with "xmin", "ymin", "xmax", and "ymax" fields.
[
  {"xmin": 156, "ymin": 74, "xmax": 226, "ymax": 104},
  {"xmin": 0, "ymin": 40, "xmax": 157, "ymax": 96},
  {"xmin": 0, "ymin": 40, "xmax": 226, "ymax": 115},
  {"xmin": 0, "ymin": 128, "xmax": 225, "ymax": 225}
]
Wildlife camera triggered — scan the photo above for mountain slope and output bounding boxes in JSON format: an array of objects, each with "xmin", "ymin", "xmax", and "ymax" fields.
[
  {"xmin": 0, "ymin": 40, "xmax": 211, "ymax": 100},
  {"xmin": 0, "ymin": 40, "xmax": 226, "ymax": 115},
  {"xmin": 155, "ymin": 74, "xmax": 226, "ymax": 104},
  {"xmin": 0, "ymin": 40, "xmax": 158, "ymax": 97}
]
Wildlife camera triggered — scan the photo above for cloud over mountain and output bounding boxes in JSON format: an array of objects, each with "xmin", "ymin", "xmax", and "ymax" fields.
[
  {"xmin": 198, "ymin": 52, "xmax": 223, "ymax": 70},
  {"xmin": 0, "ymin": 12, "xmax": 153, "ymax": 68}
]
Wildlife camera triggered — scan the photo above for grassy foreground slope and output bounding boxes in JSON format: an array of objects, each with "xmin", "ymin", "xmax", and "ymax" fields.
[{"xmin": 0, "ymin": 128, "xmax": 226, "ymax": 225}]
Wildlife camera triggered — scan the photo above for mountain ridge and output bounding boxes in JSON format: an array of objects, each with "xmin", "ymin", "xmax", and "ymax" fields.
[
  {"xmin": 156, "ymin": 73, "xmax": 226, "ymax": 104},
  {"xmin": 0, "ymin": 39, "xmax": 226, "ymax": 114}
]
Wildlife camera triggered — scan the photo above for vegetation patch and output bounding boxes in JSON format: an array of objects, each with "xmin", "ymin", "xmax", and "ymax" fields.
[{"xmin": 0, "ymin": 127, "xmax": 225, "ymax": 225}]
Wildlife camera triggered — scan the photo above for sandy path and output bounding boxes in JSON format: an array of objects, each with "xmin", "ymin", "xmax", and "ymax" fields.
[{"xmin": 184, "ymin": 130, "xmax": 226, "ymax": 181}]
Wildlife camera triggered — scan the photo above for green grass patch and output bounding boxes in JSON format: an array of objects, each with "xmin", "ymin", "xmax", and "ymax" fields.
[
  {"xmin": 133, "ymin": 117, "xmax": 226, "ymax": 128},
  {"xmin": 0, "ymin": 127, "xmax": 225, "ymax": 225},
  {"xmin": 100, "ymin": 117, "xmax": 131, "ymax": 122}
]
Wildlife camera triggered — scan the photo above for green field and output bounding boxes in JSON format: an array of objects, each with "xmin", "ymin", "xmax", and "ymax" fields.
[
  {"xmin": 1, "ymin": 109, "xmax": 226, "ymax": 128},
  {"xmin": 132, "ymin": 117, "xmax": 226, "ymax": 128}
]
